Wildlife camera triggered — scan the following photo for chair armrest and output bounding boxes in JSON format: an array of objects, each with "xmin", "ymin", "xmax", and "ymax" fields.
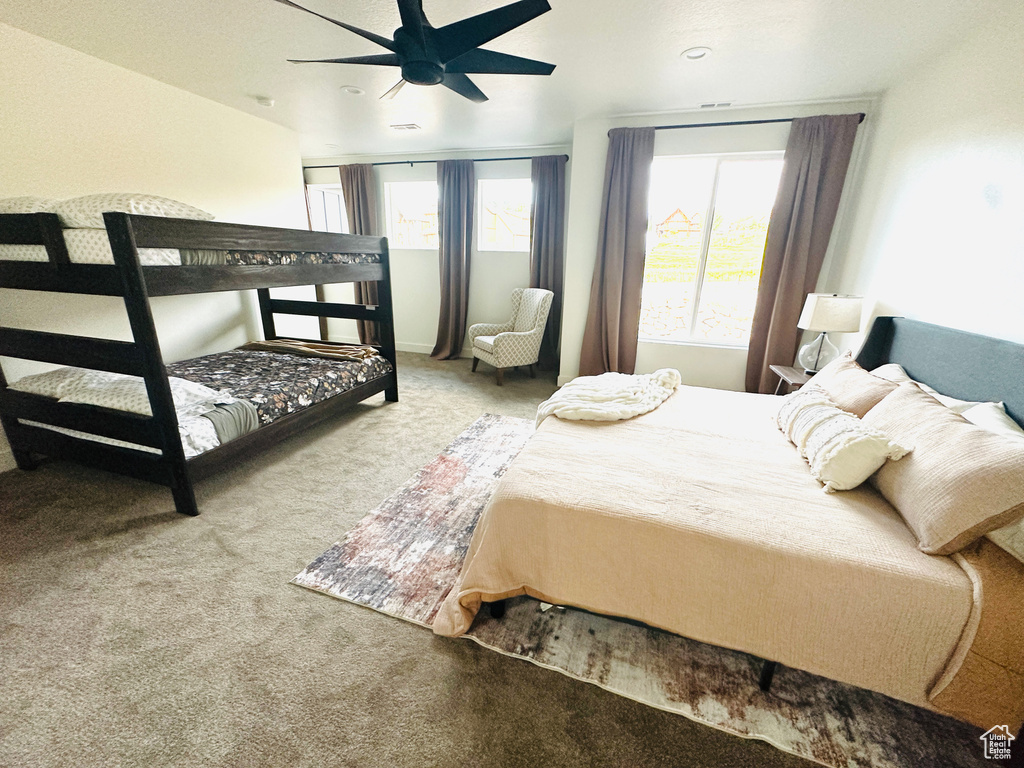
[
  {"xmin": 469, "ymin": 321, "xmax": 514, "ymax": 341},
  {"xmin": 490, "ymin": 328, "xmax": 544, "ymax": 363}
]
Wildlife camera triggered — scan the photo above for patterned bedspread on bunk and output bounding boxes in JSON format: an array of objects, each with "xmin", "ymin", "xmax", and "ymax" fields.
[{"xmin": 165, "ymin": 347, "xmax": 393, "ymax": 425}]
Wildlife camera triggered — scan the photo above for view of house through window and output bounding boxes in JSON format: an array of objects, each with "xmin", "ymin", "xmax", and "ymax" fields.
[
  {"xmin": 384, "ymin": 181, "xmax": 439, "ymax": 249},
  {"xmin": 639, "ymin": 153, "xmax": 784, "ymax": 345},
  {"xmin": 478, "ymin": 178, "xmax": 532, "ymax": 251}
]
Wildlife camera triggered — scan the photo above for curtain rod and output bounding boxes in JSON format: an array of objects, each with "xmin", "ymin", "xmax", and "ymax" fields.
[
  {"xmin": 303, "ymin": 154, "xmax": 568, "ymax": 170},
  {"xmin": 622, "ymin": 113, "xmax": 866, "ymax": 135}
]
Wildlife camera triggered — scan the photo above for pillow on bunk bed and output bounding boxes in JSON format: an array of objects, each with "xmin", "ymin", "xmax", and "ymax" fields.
[
  {"xmin": 10, "ymin": 367, "xmax": 233, "ymax": 418},
  {"xmin": 0, "ymin": 196, "xmax": 58, "ymax": 214},
  {"xmin": 52, "ymin": 193, "xmax": 214, "ymax": 229}
]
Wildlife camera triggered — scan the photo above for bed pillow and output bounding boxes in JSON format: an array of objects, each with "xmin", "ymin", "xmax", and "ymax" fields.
[
  {"xmin": 52, "ymin": 193, "xmax": 214, "ymax": 229},
  {"xmin": 775, "ymin": 384, "xmax": 835, "ymax": 444},
  {"xmin": 863, "ymin": 382, "xmax": 1024, "ymax": 555},
  {"xmin": 871, "ymin": 362, "xmax": 989, "ymax": 413},
  {"xmin": 0, "ymin": 196, "xmax": 58, "ymax": 214},
  {"xmin": 776, "ymin": 385, "xmax": 908, "ymax": 491},
  {"xmin": 806, "ymin": 353, "xmax": 897, "ymax": 417},
  {"xmin": 11, "ymin": 366, "xmax": 230, "ymax": 417}
]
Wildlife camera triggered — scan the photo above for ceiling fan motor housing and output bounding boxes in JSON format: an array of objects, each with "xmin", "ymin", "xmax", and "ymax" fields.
[{"xmin": 402, "ymin": 60, "xmax": 445, "ymax": 85}]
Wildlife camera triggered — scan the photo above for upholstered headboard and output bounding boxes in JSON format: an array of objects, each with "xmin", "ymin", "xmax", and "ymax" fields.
[{"xmin": 855, "ymin": 316, "xmax": 1024, "ymax": 428}]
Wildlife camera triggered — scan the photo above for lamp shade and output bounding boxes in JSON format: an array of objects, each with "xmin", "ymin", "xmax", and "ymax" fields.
[{"xmin": 797, "ymin": 294, "xmax": 862, "ymax": 333}]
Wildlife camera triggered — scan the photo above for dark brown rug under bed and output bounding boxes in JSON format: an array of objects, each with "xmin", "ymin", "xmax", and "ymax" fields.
[{"xmin": 167, "ymin": 347, "xmax": 394, "ymax": 426}]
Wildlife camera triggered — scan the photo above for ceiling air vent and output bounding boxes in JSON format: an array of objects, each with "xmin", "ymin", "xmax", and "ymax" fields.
[
  {"xmin": 700, "ymin": 102, "xmax": 732, "ymax": 109},
  {"xmin": 389, "ymin": 123, "xmax": 422, "ymax": 131}
]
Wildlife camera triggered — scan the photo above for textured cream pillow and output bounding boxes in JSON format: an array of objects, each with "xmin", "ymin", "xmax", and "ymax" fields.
[
  {"xmin": 863, "ymin": 382, "xmax": 1024, "ymax": 555},
  {"xmin": 775, "ymin": 384, "xmax": 834, "ymax": 443},
  {"xmin": 806, "ymin": 354, "xmax": 897, "ymax": 417},
  {"xmin": 0, "ymin": 196, "xmax": 58, "ymax": 214},
  {"xmin": 776, "ymin": 385, "xmax": 908, "ymax": 492},
  {"xmin": 52, "ymin": 193, "xmax": 214, "ymax": 229}
]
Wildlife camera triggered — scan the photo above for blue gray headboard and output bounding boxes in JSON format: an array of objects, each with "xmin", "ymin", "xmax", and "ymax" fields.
[{"xmin": 855, "ymin": 316, "xmax": 1024, "ymax": 428}]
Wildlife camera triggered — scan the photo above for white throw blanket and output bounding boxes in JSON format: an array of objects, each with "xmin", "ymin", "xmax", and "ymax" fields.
[{"xmin": 536, "ymin": 368, "xmax": 682, "ymax": 426}]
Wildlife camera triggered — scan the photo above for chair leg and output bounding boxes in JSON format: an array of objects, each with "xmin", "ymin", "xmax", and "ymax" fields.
[
  {"xmin": 472, "ymin": 357, "xmax": 479, "ymax": 372},
  {"xmin": 496, "ymin": 368, "xmax": 504, "ymax": 386},
  {"xmin": 759, "ymin": 660, "xmax": 778, "ymax": 691},
  {"xmin": 528, "ymin": 364, "xmax": 536, "ymax": 378}
]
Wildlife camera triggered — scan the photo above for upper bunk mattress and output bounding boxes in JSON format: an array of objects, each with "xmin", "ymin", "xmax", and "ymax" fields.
[
  {"xmin": 165, "ymin": 346, "xmax": 393, "ymax": 426},
  {"xmin": 0, "ymin": 228, "xmax": 383, "ymax": 267}
]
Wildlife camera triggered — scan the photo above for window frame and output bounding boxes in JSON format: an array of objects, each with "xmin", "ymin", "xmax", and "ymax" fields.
[
  {"xmin": 305, "ymin": 184, "xmax": 349, "ymax": 234},
  {"xmin": 640, "ymin": 150, "xmax": 785, "ymax": 349}
]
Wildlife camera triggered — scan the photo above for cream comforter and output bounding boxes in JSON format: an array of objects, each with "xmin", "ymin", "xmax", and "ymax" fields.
[{"xmin": 433, "ymin": 385, "xmax": 985, "ymax": 719}]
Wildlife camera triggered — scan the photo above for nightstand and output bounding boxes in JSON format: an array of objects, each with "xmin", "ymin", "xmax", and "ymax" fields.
[{"xmin": 769, "ymin": 365, "xmax": 812, "ymax": 395}]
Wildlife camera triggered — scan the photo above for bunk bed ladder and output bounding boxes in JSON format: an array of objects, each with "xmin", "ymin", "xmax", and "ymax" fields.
[{"xmin": 104, "ymin": 213, "xmax": 199, "ymax": 516}]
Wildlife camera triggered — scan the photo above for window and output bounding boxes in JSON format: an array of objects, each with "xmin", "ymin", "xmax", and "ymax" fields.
[
  {"xmin": 384, "ymin": 181, "xmax": 439, "ymax": 249},
  {"xmin": 478, "ymin": 178, "xmax": 532, "ymax": 252},
  {"xmin": 639, "ymin": 153, "xmax": 784, "ymax": 345},
  {"xmin": 306, "ymin": 185, "xmax": 348, "ymax": 233}
]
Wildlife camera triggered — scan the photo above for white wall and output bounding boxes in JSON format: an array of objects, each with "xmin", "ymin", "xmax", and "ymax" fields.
[
  {"xmin": 0, "ymin": 23, "xmax": 309, "ymax": 470},
  {"xmin": 824, "ymin": 7, "xmax": 1024, "ymax": 350},
  {"xmin": 303, "ymin": 147, "xmax": 570, "ymax": 355},
  {"xmin": 560, "ymin": 99, "xmax": 875, "ymax": 388}
]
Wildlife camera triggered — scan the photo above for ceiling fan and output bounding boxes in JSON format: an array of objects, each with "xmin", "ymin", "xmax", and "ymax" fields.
[{"xmin": 271, "ymin": 0, "xmax": 555, "ymax": 103}]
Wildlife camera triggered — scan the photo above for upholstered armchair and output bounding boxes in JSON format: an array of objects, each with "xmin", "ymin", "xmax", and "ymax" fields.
[{"xmin": 469, "ymin": 288, "xmax": 554, "ymax": 385}]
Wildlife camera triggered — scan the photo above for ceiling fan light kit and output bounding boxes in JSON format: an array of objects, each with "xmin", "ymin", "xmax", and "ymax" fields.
[{"xmin": 272, "ymin": 0, "xmax": 556, "ymax": 103}]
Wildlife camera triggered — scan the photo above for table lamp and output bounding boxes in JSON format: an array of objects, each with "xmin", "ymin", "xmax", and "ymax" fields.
[{"xmin": 796, "ymin": 294, "xmax": 863, "ymax": 373}]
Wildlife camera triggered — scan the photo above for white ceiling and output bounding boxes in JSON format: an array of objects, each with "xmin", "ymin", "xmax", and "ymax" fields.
[{"xmin": 0, "ymin": 0, "xmax": 998, "ymax": 159}]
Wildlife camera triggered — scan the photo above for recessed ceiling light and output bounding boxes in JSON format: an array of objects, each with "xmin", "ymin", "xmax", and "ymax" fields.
[
  {"xmin": 254, "ymin": 96, "xmax": 275, "ymax": 107},
  {"xmin": 341, "ymin": 86, "xmax": 365, "ymax": 96},
  {"xmin": 681, "ymin": 46, "xmax": 712, "ymax": 61}
]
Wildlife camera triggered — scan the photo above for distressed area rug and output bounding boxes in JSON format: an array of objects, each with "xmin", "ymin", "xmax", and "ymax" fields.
[{"xmin": 294, "ymin": 414, "xmax": 989, "ymax": 768}]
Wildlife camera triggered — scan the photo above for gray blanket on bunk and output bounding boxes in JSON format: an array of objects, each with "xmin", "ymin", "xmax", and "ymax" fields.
[{"xmin": 201, "ymin": 400, "xmax": 260, "ymax": 444}]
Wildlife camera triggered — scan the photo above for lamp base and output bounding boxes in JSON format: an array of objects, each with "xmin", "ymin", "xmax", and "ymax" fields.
[{"xmin": 797, "ymin": 332, "xmax": 840, "ymax": 374}]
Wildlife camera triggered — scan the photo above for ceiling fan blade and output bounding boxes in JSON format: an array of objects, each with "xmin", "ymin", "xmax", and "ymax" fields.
[
  {"xmin": 433, "ymin": 0, "xmax": 551, "ymax": 63},
  {"xmin": 380, "ymin": 79, "xmax": 407, "ymax": 100},
  {"xmin": 270, "ymin": 0, "xmax": 396, "ymax": 52},
  {"xmin": 440, "ymin": 73, "xmax": 489, "ymax": 103},
  {"xmin": 396, "ymin": 0, "xmax": 426, "ymax": 29},
  {"xmin": 288, "ymin": 54, "xmax": 401, "ymax": 66},
  {"xmin": 444, "ymin": 48, "xmax": 555, "ymax": 76}
]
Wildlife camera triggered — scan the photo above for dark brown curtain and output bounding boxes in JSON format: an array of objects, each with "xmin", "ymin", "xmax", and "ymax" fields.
[
  {"xmin": 339, "ymin": 164, "xmax": 381, "ymax": 346},
  {"xmin": 529, "ymin": 155, "xmax": 567, "ymax": 372},
  {"xmin": 579, "ymin": 127, "xmax": 655, "ymax": 376},
  {"xmin": 430, "ymin": 159, "xmax": 475, "ymax": 360},
  {"xmin": 744, "ymin": 114, "xmax": 861, "ymax": 393}
]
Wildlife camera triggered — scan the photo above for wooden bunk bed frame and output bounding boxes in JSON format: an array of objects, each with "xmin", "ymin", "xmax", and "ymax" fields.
[{"xmin": 0, "ymin": 211, "xmax": 399, "ymax": 517}]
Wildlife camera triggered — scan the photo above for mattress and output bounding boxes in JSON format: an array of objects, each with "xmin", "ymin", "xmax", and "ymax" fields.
[
  {"xmin": 0, "ymin": 228, "xmax": 383, "ymax": 267},
  {"xmin": 433, "ymin": 384, "xmax": 975, "ymax": 713},
  {"xmin": 165, "ymin": 347, "xmax": 394, "ymax": 425},
  {"xmin": 12, "ymin": 346, "xmax": 393, "ymax": 458}
]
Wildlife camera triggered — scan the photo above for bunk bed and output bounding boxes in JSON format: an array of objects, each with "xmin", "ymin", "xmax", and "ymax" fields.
[{"xmin": 0, "ymin": 211, "xmax": 399, "ymax": 516}]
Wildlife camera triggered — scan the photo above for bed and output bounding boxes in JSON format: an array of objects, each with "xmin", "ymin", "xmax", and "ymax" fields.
[
  {"xmin": 0, "ymin": 206, "xmax": 399, "ymax": 516},
  {"xmin": 433, "ymin": 317, "xmax": 1024, "ymax": 732}
]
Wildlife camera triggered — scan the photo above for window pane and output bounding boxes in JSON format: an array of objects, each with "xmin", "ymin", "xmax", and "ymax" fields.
[
  {"xmin": 385, "ymin": 181, "xmax": 438, "ymax": 249},
  {"xmin": 479, "ymin": 179, "xmax": 532, "ymax": 252},
  {"xmin": 324, "ymin": 189, "xmax": 346, "ymax": 234},
  {"xmin": 638, "ymin": 157, "xmax": 717, "ymax": 340},
  {"xmin": 693, "ymin": 159, "xmax": 783, "ymax": 343}
]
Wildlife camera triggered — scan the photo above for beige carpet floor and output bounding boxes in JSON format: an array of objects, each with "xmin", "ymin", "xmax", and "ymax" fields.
[{"xmin": 0, "ymin": 352, "xmax": 816, "ymax": 768}]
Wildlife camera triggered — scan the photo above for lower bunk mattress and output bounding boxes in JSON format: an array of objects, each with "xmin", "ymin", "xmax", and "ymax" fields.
[{"xmin": 9, "ymin": 342, "xmax": 393, "ymax": 458}]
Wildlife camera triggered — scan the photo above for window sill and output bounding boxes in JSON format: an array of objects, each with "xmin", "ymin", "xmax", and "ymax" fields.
[{"xmin": 637, "ymin": 337, "xmax": 749, "ymax": 351}]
